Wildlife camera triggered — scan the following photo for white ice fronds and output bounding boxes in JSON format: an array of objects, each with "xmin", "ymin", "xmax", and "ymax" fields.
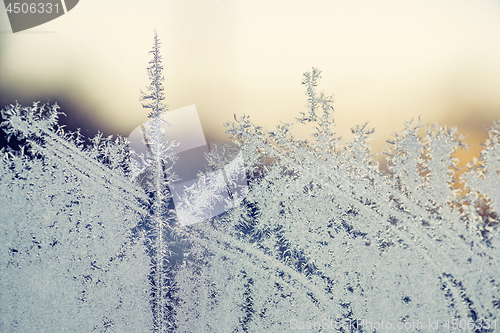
[
  {"xmin": 1, "ymin": 62, "xmax": 499, "ymax": 333},
  {"xmin": 128, "ymin": 104, "xmax": 248, "ymax": 227}
]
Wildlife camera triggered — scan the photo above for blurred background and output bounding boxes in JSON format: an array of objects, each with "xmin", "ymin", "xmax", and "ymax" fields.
[{"xmin": 1, "ymin": 0, "xmax": 500, "ymax": 170}]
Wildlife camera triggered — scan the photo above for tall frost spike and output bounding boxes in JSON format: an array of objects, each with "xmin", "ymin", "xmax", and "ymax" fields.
[
  {"xmin": 138, "ymin": 31, "xmax": 179, "ymax": 333},
  {"xmin": 140, "ymin": 31, "xmax": 167, "ymax": 119}
]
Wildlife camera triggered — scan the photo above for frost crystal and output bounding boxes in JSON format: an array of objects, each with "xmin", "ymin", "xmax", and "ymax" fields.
[
  {"xmin": 1, "ymin": 38, "xmax": 498, "ymax": 333},
  {"xmin": 173, "ymin": 69, "xmax": 500, "ymax": 332},
  {"xmin": 0, "ymin": 102, "xmax": 152, "ymax": 332},
  {"xmin": 128, "ymin": 104, "xmax": 248, "ymax": 227}
]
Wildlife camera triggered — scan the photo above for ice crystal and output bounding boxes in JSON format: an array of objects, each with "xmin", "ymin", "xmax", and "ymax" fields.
[
  {"xmin": 173, "ymin": 69, "xmax": 500, "ymax": 332},
  {"xmin": 0, "ymin": 102, "xmax": 152, "ymax": 332},
  {"xmin": 0, "ymin": 33, "xmax": 498, "ymax": 333}
]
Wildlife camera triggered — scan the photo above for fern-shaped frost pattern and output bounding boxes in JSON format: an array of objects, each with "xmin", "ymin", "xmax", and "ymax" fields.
[
  {"xmin": 0, "ymin": 102, "xmax": 152, "ymax": 332},
  {"xmin": 173, "ymin": 68, "xmax": 499, "ymax": 332},
  {"xmin": 1, "ymin": 53, "xmax": 499, "ymax": 333}
]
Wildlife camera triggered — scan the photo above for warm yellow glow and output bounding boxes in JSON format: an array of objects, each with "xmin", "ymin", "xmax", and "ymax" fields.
[{"xmin": 1, "ymin": 0, "xmax": 500, "ymax": 167}]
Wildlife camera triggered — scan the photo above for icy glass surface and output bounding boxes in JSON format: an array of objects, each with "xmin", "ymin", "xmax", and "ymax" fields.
[{"xmin": 0, "ymin": 33, "xmax": 499, "ymax": 332}]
